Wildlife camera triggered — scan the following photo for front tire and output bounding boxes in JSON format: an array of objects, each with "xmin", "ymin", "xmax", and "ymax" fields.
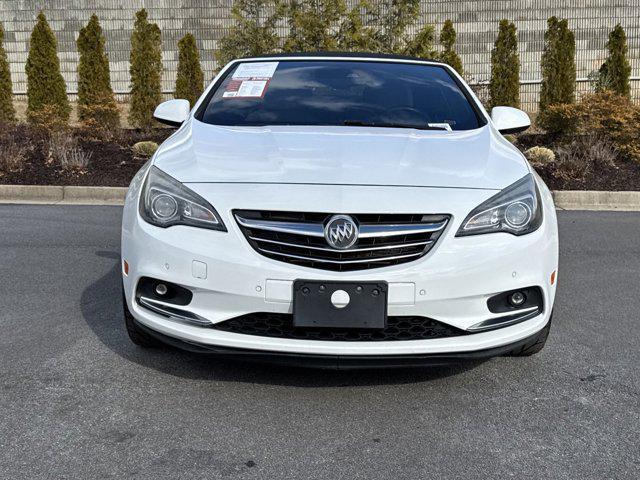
[
  {"xmin": 506, "ymin": 314, "xmax": 552, "ymax": 357},
  {"xmin": 122, "ymin": 289, "xmax": 163, "ymax": 348}
]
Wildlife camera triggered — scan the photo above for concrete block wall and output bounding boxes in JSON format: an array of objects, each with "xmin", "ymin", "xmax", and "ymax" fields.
[{"xmin": 0, "ymin": 0, "xmax": 639, "ymax": 112}]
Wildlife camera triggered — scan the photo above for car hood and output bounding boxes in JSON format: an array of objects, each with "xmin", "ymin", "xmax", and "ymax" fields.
[{"xmin": 153, "ymin": 120, "xmax": 529, "ymax": 190}]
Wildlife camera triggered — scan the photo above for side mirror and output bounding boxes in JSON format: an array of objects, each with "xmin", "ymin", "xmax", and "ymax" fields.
[
  {"xmin": 153, "ymin": 99, "xmax": 191, "ymax": 127},
  {"xmin": 491, "ymin": 106, "xmax": 531, "ymax": 134}
]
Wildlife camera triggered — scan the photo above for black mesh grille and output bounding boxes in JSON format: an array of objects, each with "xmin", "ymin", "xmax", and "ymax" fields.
[
  {"xmin": 234, "ymin": 210, "xmax": 450, "ymax": 271},
  {"xmin": 212, "ymin": 312, "xmax": 468, "ymax": 342}
]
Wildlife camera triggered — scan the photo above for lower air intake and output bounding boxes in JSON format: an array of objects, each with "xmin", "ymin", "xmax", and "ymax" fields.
[{"xmin": 212, "ymin": 313, "xmax": 468, "ymax": 342}]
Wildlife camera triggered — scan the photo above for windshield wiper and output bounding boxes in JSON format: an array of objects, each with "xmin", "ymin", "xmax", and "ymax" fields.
[{"xmin": 343, "ymin": 120, "xmax": 450, "ymax": 131}]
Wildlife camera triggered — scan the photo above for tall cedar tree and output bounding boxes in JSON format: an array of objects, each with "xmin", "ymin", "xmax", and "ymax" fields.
[
  {"xmin": 337, "ymin": 0, "xmax": 419, "ymax": 54},
  {"xmin": 598, "ymin": 24, "xmax": 631, "ymax": 97},
  {"xmin": 25, "ymin": 12, "xmax": 70, "ymax": 124},
  {"xmin": 404, "ymin": 24, "xmax": 436, "ymax": 59},
  {"xmin": 0, "ymin": 23, "xmax": 15, "ymax": 122},
  {"xmin": 439, "ymin": 20, "xmax": 463, "ymax": 74},
  {"xmin": 489, "ymin": 20, "xmax": 520, "ymax": 109},
  {"xmin": 284, "ymin": 0, "xmax": 346, "ymax": 52},
  {"xmin": 175, "ymin": 33, "xmax": 204, "ymax": 107},
  {"xmin": 539, "ymin": 17, "xmax": 575, "ymax": 112},
  {"xmin": 336, "ymin": 0, "xmax": 381, "ymax": 52},
  {"xmin": 380, "ymin": 0, "xmax": 420, "ymax": 54},
  {"xmin": 128, "ymin": 9, "xmax": 162, "ymax": 130},
  {"xmin": 216, "ymin": 0, "xmax": 281, "ymax": 67},
  {"xmin": 77, "ymin": 15, "xmax": 119, "ymax": 128}
]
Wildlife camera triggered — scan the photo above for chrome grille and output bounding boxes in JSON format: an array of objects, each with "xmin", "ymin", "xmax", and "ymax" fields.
[{"xmin": 234, "ymin": 210, "xmax": 450, "ymax": 271}]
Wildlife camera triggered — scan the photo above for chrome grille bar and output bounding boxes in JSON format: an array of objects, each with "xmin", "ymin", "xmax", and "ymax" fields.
[
  {"xmin": 236, "ymin": 215, "xmax": 447, "ymax": 238},
  {"xmin": 248, "ymin": 236, "xmax": 433, "ymax": 253},
  {"xmin": 259, "ymin": 248, "xmax": 425, "ymax": 265},
  {"xmin": 236, "ymin": 216, "xmax": 324, "ymax": 237}
]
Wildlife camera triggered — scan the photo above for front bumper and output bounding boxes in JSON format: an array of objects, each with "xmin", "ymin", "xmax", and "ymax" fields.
[
  {"xmin": 122, "ymin": 182, "xmax": 558, "ymax": 357},
  {"xmin": 133, "ymin": 317, "xmax": 549, "ymax": 369}
]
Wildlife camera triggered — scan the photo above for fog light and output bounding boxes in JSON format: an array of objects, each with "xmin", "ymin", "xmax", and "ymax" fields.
[
  {"xmin": 508, "ymin": 291, "xmax": 526, "ymax": 307},
  {"xmin": 155, "ymin": 283, "xmax": 168, "ymax": 296}
]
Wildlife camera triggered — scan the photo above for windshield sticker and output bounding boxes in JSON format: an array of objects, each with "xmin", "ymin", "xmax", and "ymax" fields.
[
  {"xmin": 232, "ymin": 62, "xmax": 279, "ymax": 80},
  {"xmin": 224, "ymin": 62, "xmax": 279, "ymax": 99}
]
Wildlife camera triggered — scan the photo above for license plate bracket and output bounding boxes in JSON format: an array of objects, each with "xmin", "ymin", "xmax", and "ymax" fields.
[{"xmin": 293, "ymin": 280, "xmax": 388, "ymax": 330}]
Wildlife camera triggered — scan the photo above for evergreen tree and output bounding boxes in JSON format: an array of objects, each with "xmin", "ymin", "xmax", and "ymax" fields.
[
  {"xmin": 25, "ymin": 12, "xmax": 70, "ymax": 124},
  {"xmin": 489, "ymin": 19, "xmax": 520, "ymax": 109},
  {"xmin": 379, "ymin": 0, "xmax": 420, "ymax": 54},
  {"xmin": 0, "ymin": 23, "xmax": 15, "ymax": 123},
  {"xmin": 404, "ymin": 24, "xmax": 436, "ymax": 59},
  {"xmin": 439, "ymin": 20, "xmax": 463, "ymax": 74},
  {"xmin": 283, "ymin": 0, "xmax": 345, "ymax": 52},
  {"xmin": 175, "ymin": 34, "xmax": 204, "ymax": 106},
  {"xmin": 539, "ymin": 17, "xmax": 576, "ymax": 112},
  {"xmin": 128, "ymin": 9, "xmax": 162, "ymax": 130},
  {"xmin": 598, "ymin": 24, "xmax": 631, "ymax": 97},
  {"xmin": 216, "ymin": 0, "xmax": 282, "ymax": 67},
  {"xmin": 336, "ymin": 0, "xmax": 382, "ymax": 52},
  {"xmin": 77, "ymin": 15, "xmax": 119, "ymax": 128}
]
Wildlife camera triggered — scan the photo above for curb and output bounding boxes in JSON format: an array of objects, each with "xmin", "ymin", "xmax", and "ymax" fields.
[
  {"xmin": 551, "ymin": 190, "xmax": 640, "ymax": 211},
  {"xmin": 0, "ymin": 185, "xmax": 127, "ymax": 205},
  {"xmin": 1, "ymin": 185, "xmax": 640, "ymax": 211}
]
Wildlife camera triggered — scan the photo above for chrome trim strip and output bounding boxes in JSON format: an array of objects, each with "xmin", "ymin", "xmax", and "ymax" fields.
[
  {"xmin": 248, "ymin": 236, "xmax": 433, "ymax": 253},
  {"xmin": 138, "ymin": 297, "xmax": 210, "ymax": 326},
  {"xmin": 358, "ymin": 221, "xmax": 448, "ymax": 238},
  {"xmin": 236, "ymin": 215, "xmax": 447, "ymax": 239},
  {"xmin": 259, "ymin": 248, "xmax": 424, "ymax": 265},
  {"xmin": 484, "ymin": 306, "xmax": 539, "ymax": 319},
  {"xmin": 467, "ymin": 308, "xmax": 541, "ymax": 333}
]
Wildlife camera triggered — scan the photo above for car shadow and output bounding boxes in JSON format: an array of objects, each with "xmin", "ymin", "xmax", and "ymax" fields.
[{"xmin": 82, "ymin": 252, "xmax": 485, "ymax": 387}]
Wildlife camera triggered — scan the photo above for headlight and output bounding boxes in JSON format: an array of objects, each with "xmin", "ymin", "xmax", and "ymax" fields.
[
  {"xmin": 139, "ymin": 166, "xmax": 226, "ymax": 231},
  {"xmin": 456, "ymin": 174, "xmax": 542, "ymax": 237}
]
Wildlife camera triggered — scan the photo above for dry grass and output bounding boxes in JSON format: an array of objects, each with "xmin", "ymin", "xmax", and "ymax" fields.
[
  {"xmin": 554, "ymin": 136, "xmax": 617, "ymax": 181},
  {"xmin": 48, "ymin": 130, "xmax": 92, "ymax": 172},
  {"xmin": 0, "ymin": 135, "xmax": 27, "ymax": 173}
]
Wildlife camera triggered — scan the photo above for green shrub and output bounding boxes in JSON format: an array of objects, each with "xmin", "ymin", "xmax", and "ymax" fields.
[
  {"xmin": 25, "ymin": 12, "xmax": 70, "ymax": 125},
  {"xmin": 539, "ymin": 17, "xmax": 575, "ymax": 113},
  {"xmin": 128, "ymin": 9, "xmax": 162, "ymax": 130},
  {"xmin": 404, "ymin": 24, "xmax": 436, "ymax": 59},
  {"xmin": 283, "ymin": 0, "xmax": 345, "ymax": 52},
  {"xmin": 536, "ymin": 103, "xmax": 581, "ymax": 135},
  {"xmin": 489, "ymin": 20, "xmax": 520, "ymax": 109},
  {"xmin": 216, "ymin": 0, "xmax": 282, "ymax": 68},
  {"xmin": 439, "ymin": 20, "xmax": 463, "ymax": 74},
  {"xmin": 540, "ymin": 91, "xmax": 640, "ymax": 162},
  {"xmin": 175, "ymin": 33, "xmax": 204, "ymax": 107},
  {"xmin": 573, "ymin": 91, "xmax": 640, "ymax": 163},
  {"xmin": 77, "ymin": 15, "xmax": 119, "ymax": 129},
  {"xmin": 597, "ymin": 24, "xmax": 631, "ymax": 97},
  {"xmin": 0, "ymin": 23, "xmax": 15, "ymax": 123},
  {"xmin": 132, "ymin": 140, "xmax": 159, "ymax": 157}
]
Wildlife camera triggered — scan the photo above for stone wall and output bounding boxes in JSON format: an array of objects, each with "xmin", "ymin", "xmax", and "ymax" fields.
[{"xmin": 1, "ymin": 0, "xmax": 639, "ymax": 112}]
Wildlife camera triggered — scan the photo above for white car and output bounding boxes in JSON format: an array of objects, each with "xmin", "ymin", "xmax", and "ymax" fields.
[{"xmin": 121, "ymin": 53, "xmax": 558, "ymax": 368}]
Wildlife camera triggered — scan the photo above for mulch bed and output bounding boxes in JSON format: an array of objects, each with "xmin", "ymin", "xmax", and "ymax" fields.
[
  {"xmin": 517, "ymin": 133, "xmax": 640, "ymax": 191},
  {"xmin": 0, "ymin": 125, "xmax": 171, "ymax": 187},
  {"xmin": 2, "ymin": 126, "xmax": 640, "ymax": 190}
]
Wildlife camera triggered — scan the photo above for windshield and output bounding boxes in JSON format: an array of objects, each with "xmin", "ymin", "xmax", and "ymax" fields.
[{"xmin": 199, "ymin": 60, "xmax": 485, "ymax": 131}]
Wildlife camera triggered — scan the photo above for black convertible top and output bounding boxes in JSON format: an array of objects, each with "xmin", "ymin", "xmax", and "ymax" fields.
[{"xmin": 238, "ymin": 51, "xmax": 445, "ymax": 65}]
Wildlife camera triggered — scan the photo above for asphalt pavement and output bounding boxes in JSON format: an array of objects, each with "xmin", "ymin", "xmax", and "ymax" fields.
[{"xmin": 0, "ymin": 205, "xmax": 638, "ymax": 479}]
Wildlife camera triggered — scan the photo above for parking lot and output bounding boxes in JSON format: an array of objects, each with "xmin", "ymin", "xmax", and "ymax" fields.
[{"xmin": 1, "ymin": 204, "xmax": 638, "ymax": 479}]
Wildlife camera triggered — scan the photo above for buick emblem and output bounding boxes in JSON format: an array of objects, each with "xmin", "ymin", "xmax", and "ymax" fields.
[{"xmin": 324, "ymin": 215, "xmax": 359, "ymax": 250}]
